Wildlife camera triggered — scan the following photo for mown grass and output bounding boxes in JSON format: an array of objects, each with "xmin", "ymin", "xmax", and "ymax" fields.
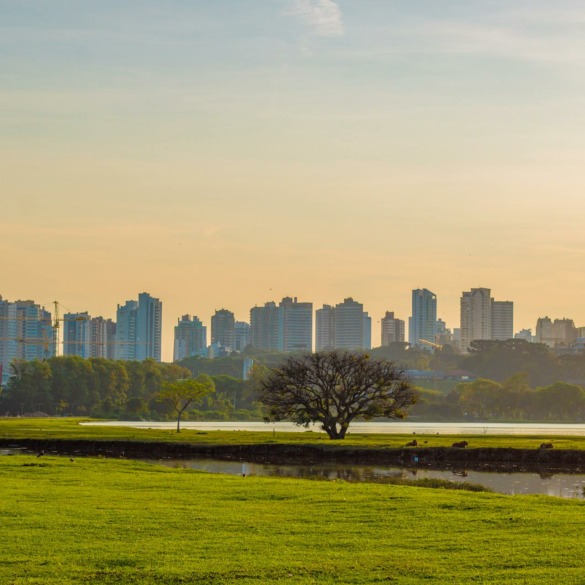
[
  {"xmin": 2, "ymin": 417, "xmax": 585, "ymax": 450},
  {"xmin": 1, "ymin": 453, "xmax": 585, "ymax": 584}
]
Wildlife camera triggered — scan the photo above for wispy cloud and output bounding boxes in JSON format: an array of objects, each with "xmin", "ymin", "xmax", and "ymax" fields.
[{"xmin": 289, "ymin": 0, "xmax": 344, "ymax": 37}]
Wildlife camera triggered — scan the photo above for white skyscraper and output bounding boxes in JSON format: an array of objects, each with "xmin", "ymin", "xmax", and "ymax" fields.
[
  {"xmin": 491, "ymin": 301, "xmax": 514, "ymax": 341},
  {"xmin": 460, "ymin": 288, "xmax": 492, "ymax": 352}
]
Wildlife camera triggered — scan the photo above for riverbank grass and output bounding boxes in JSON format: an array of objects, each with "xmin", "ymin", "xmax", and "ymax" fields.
[
  {"xmin": 3, "ymin": 417, "xmax": 585, "ymax": 449},
  {"xmin": 2, "ymin": 454, "xmax": 585, "ymax": 584}
]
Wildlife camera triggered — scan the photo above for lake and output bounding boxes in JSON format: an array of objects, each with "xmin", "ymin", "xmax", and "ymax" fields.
[{"xmin": 83, "ymin": 421, "xmax": 585, "ymax": 436}]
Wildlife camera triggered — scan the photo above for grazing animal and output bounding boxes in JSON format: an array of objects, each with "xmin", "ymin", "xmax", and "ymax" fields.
[
  {"xmin": 452, "ymin": 441, "xmax": 468, "ymax": 448},
  {"xmin": 539, "ymin": 442, "xmax": 554, "ymax": 450},
  {"xmin": 405, "ymin": 439, "xmax": 418, "ymax": 447},
  {"xmin": 36, "ymin": 450, "xmax": 44, "ymax": 458}
]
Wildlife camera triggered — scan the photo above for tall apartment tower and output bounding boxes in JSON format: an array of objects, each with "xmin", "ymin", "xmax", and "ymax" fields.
[
  {"xmin": 211, "ymin": 309, "xmax": 235, "ymax": 350},
  {"xmin": 316, "ymin": 304, "xmax": 335, "ymax": 351},
  {"xmin": 135, "ymin": 292, "xmax": 162, "ymax": 362},
  {"xmin": 381, "ymin": 311, "xmax": 405, "ymax": 346},
  {"xmin": 89, "ymin": 317, "xmax": 116, "ymax": 359},
  {"xmin": 363, "ymin": 313, "xmax": 372, "ymax": 350},
  {"xmin": 115, "ymin": 300, "xmax": 138, "ymax": 360},
  {"xmin": 491, "ymin": 301, "xmax": 514, "ymax": 341},
  {"xmin": 63, "ymin": 312, "xmax": 91, "ymax": 358},
  {"xmin": 173, "ymin": 315, "xmax": 207, "ymax": 361},
  {"xmin": 334, "ymin": 298, "xmax": 366, "ymax": 350},
  {"xmin": 0, "ymin": 297, "xmax": 17, "ymax": 386},
  {"xmin": 234, "ymin": 321, "xmax": 250, "ymax": 352},
  {"xmin": 14, "ymin": 300, "xmax": 54, "ymax": 361},
  {"xmin": 114, "ymin": 293, "xmax": 162, "ymax": 362},
  {"xmin": 250, "ymin": 302, "xmax": 280, "ymax": 351},
  {"xmin": 105, "ymin": 319, "xmax": 117, "ymax": 360},
  {"xmin": 460, "ymin": 288, "xmax": 492, "ymax": 352},
  {"xmin": 409, "ymin": 289, "xmax": 437, "ymax": 347},
  {"xmin": 278, "ymin": 297, "xmax": 313, "ymax": 352}
]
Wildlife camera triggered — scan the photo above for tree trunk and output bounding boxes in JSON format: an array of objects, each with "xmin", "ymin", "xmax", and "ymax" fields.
[
  {"xmin": 176, "ymin": 414, "xmax": 181, "ymax": 433},
  {"xmin": 324, "ymin": 420, "xmax": 347, "ymax": 440}
]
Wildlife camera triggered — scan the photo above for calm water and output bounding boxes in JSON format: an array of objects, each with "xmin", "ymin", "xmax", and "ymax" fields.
[
  {"xmin": 83, "ymin": 421, "xmax": 585, "ymax": 436},
  {"xmin": 148, "ymin": 457, "xmax": 585, "ymax": 499},
  {"xmin": 3, "ymin": 447, "xmax": 585, "ymax": 498}
]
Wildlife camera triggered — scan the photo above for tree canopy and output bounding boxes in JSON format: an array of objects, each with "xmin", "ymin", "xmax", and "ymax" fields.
[
  {"xmin": 157, "ymin": 375, "xmax": 215, "ymax": 432},
  {"xmin": 259, "ymin": 350, "xmax": 418, "ymax": 439}
]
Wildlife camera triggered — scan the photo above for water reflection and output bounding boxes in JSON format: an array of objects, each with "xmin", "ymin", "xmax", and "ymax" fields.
[
  {"xmin": 3, "ymin": 447, "xmax": 585, "ymax": 499},
  {"xmin": 147, "ymin": 457, "xmax": 585, "ymax": 499}
]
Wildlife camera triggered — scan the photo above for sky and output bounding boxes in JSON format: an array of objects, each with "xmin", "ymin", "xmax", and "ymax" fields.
[{"xmin": 2, "ymin": 0, "xmax": 585, "ymax": 361}]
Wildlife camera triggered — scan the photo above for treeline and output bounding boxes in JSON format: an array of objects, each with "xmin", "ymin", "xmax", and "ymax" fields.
[
  {"xmin": 0, "ymin": 357, "xmax": 264, "ymax": 420},
  {"xmin": 412, "ymin": 374, "xmax": 585, "ymax": 422},
  {"xmin": 371, "ymin": 339, "xmax": 585, "ymax": 387}
]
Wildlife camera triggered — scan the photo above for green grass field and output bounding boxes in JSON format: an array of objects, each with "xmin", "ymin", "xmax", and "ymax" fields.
[
  {"xmin": 2, "ymin": 453, "xmax": 585, "ymax": 584},
  {"xmin": 3, "ymin": 417, "xmax": 585, "ymax": 450}
]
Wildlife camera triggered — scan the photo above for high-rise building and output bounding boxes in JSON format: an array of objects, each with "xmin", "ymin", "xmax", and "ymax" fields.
[
  {"xmin": 459, "ymin": 288, "xmax": 514, "ymax": 351},
  {"xmin": 211, "ymin": 309, "xmax": 235, "ymax": 350},
  {"xmin": 492, "ymin": 301, "xmax": 514, "ymax": 341},
  {"xmin": 0, "ymin": 297, "xmax": 17, "ymax": 386},
  {"xmin": 63, "ymin": 312, "xmax": 91, "ymax": 358},
  {"xmin": 381, "ymin": 312, "xmax": 405, "ymax": 346},
  {"xmin": 250, "ymin": 302, "xmax": 280, "ymax": 351},
  {"xmin": 334, "ymin": 298, "xmax": 366, "ymax": 350},
  {"xmin": 105, "ymin": 319, "xmax": 117, "ymax": 360},
  {"xmin": 250, "ymin": 298, "xmax": 313, "ymax": 353},
  {"xmin": 234, "ymin": 321, "xmax": 250, "ymax": 352},
  {"xmin": 316, "ymin": 304, "xmax": 335, "ymax": 351},
  {"xmin": 135, "ymin": 293, "xmax": 162, "ymax": 362},
  {"xmin": 315, "ymin": 299, "xmax": 369, "ymax": 351},
  {"xmin": 115, "ymin": 300, "xmax": 138, "ymax": 360},
  {"xmin": 173, "ymin": 315, "xmax": 207, "ymax": 361},
  {"xmin": 535, "ymin": 317, "xmax": 577, "ymax": 348},
  {"xmin": 363, "ymin": 312, "xmax": 372, "ymax": 350},
  {"xmin": 409, "ymin": 289, "xmax": 437, "ymax": 347},
  {"xmin": 278, "ymin": 297, "xmax": 313, "ymax": 352},
  {"xmin": 0, "ymin": 297, "xmax": 54, "ymax": 384},
  {"xmin": 14, "ymin": 300, "xmax": 54, "ymax": 362},
  {"xmin": 460, "ymin": 288, "xmax": 492, "ymax": 352},
  {"xmin": 89, "ymin": 316, "xmax": 116, "ymax": 359},
  {"xmin": 114, "ymin": 293, "xmax": 162, "ymax": 362}
]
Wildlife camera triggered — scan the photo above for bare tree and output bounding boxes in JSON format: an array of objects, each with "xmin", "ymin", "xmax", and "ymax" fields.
[
  {"xmin": 157, "ymin": 375, "xmax": 215, "ymax": 432},
  {"xmin": 259, "ymin": 350, "xmax": 418, "ymax": 440}
]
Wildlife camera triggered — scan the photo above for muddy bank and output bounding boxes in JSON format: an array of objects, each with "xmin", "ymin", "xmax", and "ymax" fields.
[{"xmin": 3, "ymin": 438, "xmax": 585, "ymax": 474}]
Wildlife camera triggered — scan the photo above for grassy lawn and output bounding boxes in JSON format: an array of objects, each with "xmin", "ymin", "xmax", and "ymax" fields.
[
  {"xmin": 1, "ymin": 453, "xmax": 585, "ymax": 584},
  {"xmin": 2, "ymin": 417, "xmax": 585, "ymax": 450}
]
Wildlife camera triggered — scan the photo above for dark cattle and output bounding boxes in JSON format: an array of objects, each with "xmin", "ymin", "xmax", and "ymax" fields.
[
  {"xmin": 539, "ymin": 443, "xmax": 554, "ymax": 449},
  {"xmin": 452, "ymin": 441, "xmax": 468, "ymax": 448},
  {"xmin": 405, "ymin": 439, "xmax": 418, "ymax": 447}
]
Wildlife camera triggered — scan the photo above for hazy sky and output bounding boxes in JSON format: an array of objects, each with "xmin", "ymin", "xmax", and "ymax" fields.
[{"xmin": 2, "ymin": 1, "xmax": 585, "ymax": 360}]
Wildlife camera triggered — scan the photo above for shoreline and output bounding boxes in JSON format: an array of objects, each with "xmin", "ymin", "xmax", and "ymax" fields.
[{"xmin": 4, "ymin": 437, "xmax": 585, "ymax": 474}]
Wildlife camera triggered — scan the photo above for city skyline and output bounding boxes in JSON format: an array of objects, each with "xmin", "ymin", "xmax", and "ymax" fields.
[
  {"xmin": 3, "ymin": 2, "xmax": 585, "ymax": 362},
  {"xmin": 3, "ymin": 285, "xmax": 583, "ymax": 362}
]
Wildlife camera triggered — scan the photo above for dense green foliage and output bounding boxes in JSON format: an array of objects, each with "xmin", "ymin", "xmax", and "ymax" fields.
[
  {"xmin": 157, "ymin": 375, "xmax": 215, "ymax": 432},
  {"xmin": 2, "ymin": 454, "xmax": 585, "ymax": 584},
  {"xmin": 0, "ymin": 358, "xmax": 263, "ymax": 421},
  {"xmin": 412, "ymin": 375, "xmax": 585, "ymax": 422},
  {"xmin": 3, "ymin": 338, "xmax": 585, "ymax": 422}
]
